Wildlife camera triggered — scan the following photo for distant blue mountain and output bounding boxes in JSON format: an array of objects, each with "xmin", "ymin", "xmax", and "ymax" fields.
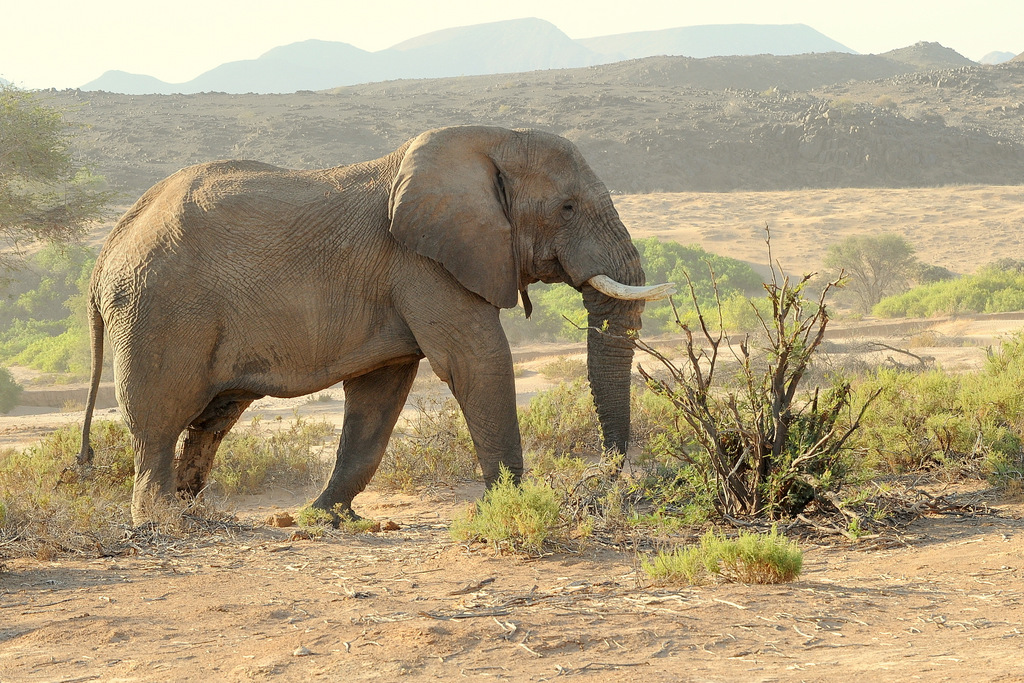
[
  {"xmin": 80, "ymin": 18, "xmax": 859, "ymax": 94},
  {"xmin": 980, "ymin": 51, "xmax": 1016, "ymax": 65},
  {"xmin": 577, "ymin": 23, "xmax": 854, "ymax": 60}
]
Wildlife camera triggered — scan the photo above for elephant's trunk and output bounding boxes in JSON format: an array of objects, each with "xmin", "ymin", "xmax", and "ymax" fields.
[{"xmin": 581, "ymin": 242, "xmax": 646, "ymax": 458}]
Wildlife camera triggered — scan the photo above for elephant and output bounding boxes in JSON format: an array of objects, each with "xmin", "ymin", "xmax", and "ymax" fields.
[{"xmin": 76, "ymin": 125, "xmax": 673, "ymax": 524}]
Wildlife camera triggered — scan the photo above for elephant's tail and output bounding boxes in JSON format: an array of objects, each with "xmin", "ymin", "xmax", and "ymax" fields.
[{"xmin": 77, "ymin": 292, "xmax": 105, "ymax": 468}]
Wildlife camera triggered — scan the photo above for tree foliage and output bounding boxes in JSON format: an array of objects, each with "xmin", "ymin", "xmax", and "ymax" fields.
[
  {"xmin": 0, "ymin": 86, "xmax": 110, "ymax": 268},
  {"xmin": 824, "ymin": 233, "xmax": 919, "ymax": 313},
  {"xmin": 0, "ymin": 243, "xmax": 96, "ymax": 375}
]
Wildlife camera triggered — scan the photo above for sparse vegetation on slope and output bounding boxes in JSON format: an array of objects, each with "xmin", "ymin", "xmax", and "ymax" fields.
[{"xmin": 43, "ymin": 58, "xmax": 1024, "ymax": 199}]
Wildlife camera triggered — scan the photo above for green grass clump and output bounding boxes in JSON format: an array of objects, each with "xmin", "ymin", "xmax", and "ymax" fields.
[
  {"xmin": 642, "ymin": 527, "xmax": 803, "ymax": 585},
  {"xmin": 450, "ymin": 467, "xmax": 562, "ymax": 555}
]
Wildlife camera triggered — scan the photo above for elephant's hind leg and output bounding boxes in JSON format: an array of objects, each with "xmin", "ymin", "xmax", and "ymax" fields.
[
  {"xmin": 311, "ymin": 360, "xmax": 419, "ymax": 521},
  {"xmin": 175, "ymin": 392, "xmax": 258, "ymax": 496}
]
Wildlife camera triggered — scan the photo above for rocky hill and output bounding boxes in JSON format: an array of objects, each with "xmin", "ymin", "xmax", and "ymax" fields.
[{"xmin": 47, "ymin": 50, "xmax": 1024, "ymax": 199}]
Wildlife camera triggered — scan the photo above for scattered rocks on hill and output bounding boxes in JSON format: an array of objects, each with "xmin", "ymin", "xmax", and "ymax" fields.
[{"xmin": 42, "ymin": 55, "xmax": 1024, "ymax": 198}]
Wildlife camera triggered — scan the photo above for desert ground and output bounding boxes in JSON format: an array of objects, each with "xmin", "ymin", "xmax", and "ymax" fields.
[{"xmin": 2, "ymin": 186, "xmax": 1024, "ymax": 681}]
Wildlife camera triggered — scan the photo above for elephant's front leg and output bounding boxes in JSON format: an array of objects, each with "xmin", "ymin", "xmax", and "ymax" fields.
[
  {"xmin": 413, "ymin": 312, "xmax": 524, "ymax": 488},
  {"xmin": 311, "ymin": 359, "xmax": 419, "ymax": 521}
]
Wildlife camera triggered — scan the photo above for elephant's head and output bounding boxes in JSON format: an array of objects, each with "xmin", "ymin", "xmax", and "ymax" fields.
[{"xmin": 389, "ymin": 126, "xmax": 672, "ymax": 455}]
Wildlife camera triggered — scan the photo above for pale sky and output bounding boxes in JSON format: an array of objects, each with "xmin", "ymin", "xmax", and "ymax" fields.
[{"xmin": 2, "ymin": 0, "xmax": 1021, "ymax": 90}]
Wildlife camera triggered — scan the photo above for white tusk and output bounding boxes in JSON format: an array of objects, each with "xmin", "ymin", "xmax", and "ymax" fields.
[{"xmin": 587, "ymin": 274, "xmax": 677, "ymax": 301}]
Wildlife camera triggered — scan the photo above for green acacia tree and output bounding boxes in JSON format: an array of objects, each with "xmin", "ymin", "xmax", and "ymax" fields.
[
  {"xmin": 823, "ymin": 234, "xmax": 919, "ymax": 313},
  {"xmin": 0, "ymin": 86, "xmax": 111, "ymax": 391},
  {"xmin": 0, "ymin": 86, "xmax": 110, "ymax": 269}
]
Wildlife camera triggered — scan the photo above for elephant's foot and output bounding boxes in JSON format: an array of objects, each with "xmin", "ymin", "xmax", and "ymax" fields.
[{"xmin": 329, "ymin": 504, "xmax": 365, "ymax": 527}]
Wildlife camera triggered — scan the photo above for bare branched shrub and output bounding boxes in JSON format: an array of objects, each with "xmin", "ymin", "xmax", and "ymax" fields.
[
  {"xmin": 636, "ymin": 231, "xmax": 878, "ymax": 519},
  {"xmin": 374, "ymin": 396, "xmax": 478, "ymax": 491}
]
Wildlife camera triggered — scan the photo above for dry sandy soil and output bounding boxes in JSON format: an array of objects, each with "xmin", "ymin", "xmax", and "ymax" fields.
[
  {"xmin": 1, "ymin": 489, "xmax": 1022, "ymax": 682},
  {"xmin": 2, "ymin": 186, "xmax": 1024, "ymax": 681}
]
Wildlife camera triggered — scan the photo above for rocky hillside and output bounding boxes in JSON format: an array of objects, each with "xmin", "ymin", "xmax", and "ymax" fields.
[{"xmin": 46, "ymin": 49, "xmax": 1024, "ymax": 199}]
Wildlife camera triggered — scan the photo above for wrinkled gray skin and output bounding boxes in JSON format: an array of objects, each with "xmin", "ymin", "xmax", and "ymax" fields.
[{"xmin": 77, "ymin": 126, "xmax": 646, "ymax": 524}]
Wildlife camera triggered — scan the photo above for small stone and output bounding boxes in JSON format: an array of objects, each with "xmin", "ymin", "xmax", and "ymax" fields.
[
  {"xmin": 266, "ymin": 512, "xmax": 295, "ymax": 528},
  {"xmin": 293, "ymin": 645, "xmax": 312, "ymax": 657},
  {"xmin": 382, "ymin": 520, "xmax": 401, "ymax": 531}
]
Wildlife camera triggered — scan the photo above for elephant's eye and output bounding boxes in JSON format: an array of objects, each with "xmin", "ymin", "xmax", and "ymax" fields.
[{"xmin": 561, "ymin": 202, "xmax": 576, "ymax": 221}]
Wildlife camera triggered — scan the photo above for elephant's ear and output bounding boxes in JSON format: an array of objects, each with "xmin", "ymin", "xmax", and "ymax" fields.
[{"xmin": 389, "ymin": 128, "xmax": 518, "ymax": 309}]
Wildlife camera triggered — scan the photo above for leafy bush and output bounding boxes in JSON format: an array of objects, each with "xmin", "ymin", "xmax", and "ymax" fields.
[
  {"xmin": 0, "ymin": 366, "xmax": 22, "ymax": 413},
  {"xmin": 538, "ymin": 357, "xmax": 587, "ymax": 382},
  {"xmin": 849, "ymin": 333, "xmax": 1024, "ymax": 482},
  {"xmin": 0, "ymin": 243, "xmax": 96, "ymax": 376},
  {"xmin": 212, "ymin": 415, "xmax": 334, "ymax": 495},
  {"xmin": 450, "ymin": 466, "xmax": 564, "ymax": 555},
  {"xmin": 0, "ymin": 420, "xmax": 134, "ymax": 556},
  {"xmin": 873, "ymin": 266, "xmax": 1024, "ymax": 318},
  {"xmin": 0, "ymin": 415, "xmax": 336, "ymax": 558},
  {"xmin": 519, "ymin": 379, "xmax": 600, "ymax": 456},
  {"xmin": 642, "ymin": 527, "xmax": 803, "ymax": 585}
]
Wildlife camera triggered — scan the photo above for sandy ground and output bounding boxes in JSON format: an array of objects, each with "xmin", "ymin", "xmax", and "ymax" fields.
[
  {"xmin": 3, "ymin": 186, "xmax": 1024, "ymax": 680},
  {"xmin": 1, "ymin": 489, "xmax": 1022, "ymax": 682}
]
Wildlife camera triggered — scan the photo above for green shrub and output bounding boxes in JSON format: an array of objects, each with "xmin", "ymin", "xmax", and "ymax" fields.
[
  {"xmin": 450, "ymin": 467, "xmax": 563, "ymax": 555},
  {"xmin": 849, "ymin": 333, "xmax": 1024, "ymax": 482},
  {"xmin": 500, "ymin": 239, "xmax": 763, "ymax": 343},
  {"xmin": 873, "ymin": 267, "xmax": 1024, "ymax": 318},
  {"xmin": 0, "ymin": 244, "xmax": 96, "ymax": 376},
  {"xmin": 519, "ymin": 379, "xmax": 600, "ymax": 456},
  {"xmin": 642, "ymin": 527, "xmax": 803, "ymax": 585},
  {"xmin": 0, "ymin": 366, "xmax": 22, "ymax": 414},
  {"xmin": 0, "ymin": 414, "xmax": 338, "ymax": 558},
  {"xmin": 0, "ymin": 420, "xmax": 134, "ymax": 556},
  {"xmin": 538, "ymin": 357, "xmax": 587, "ymax": 382}
]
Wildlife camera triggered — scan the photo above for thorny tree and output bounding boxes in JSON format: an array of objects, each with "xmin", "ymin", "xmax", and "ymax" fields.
[
  {"xmin": 635, "ymin": 231, "xmax": 878, "ymax": 518},
  {"xmin": 0, "ymin": 86, "xmax": 110, "ymax": 269}
]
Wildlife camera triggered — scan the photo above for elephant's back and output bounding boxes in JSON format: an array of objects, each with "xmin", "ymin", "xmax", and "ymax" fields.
[
  {"xmin": 99, "ymin": 159, "xmax": 391, "ymax": 267},
  {"xmin": 91, "ymin": 157, "xmax": 398, "ymax": 328}
]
